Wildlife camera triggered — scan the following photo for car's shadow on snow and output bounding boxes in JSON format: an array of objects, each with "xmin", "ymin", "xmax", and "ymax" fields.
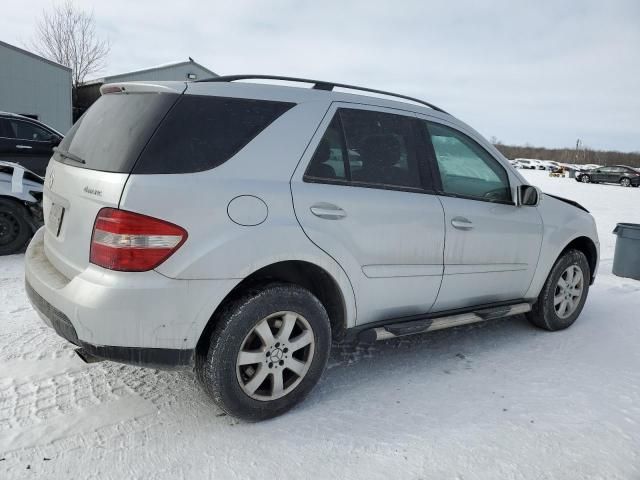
[
  {"xmin": 100, "ymin": 313, "xmax": 558, "ymax": 429},
  {"xmin": 297, "ymin": 314, "xmax": 548, "ymax": 411}
]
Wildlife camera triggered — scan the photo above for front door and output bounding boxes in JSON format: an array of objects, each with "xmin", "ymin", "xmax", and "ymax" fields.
[
  {"xmin": 1, "ymin": 118, "xmax": 57, "ymax": 175},
  {"xmin": 417, "ymin": 118, "xmax": 543, "ymax": 311},
  {"xmin": 291, "ymin": 105, "xmax": 446, "ymax": 325}
]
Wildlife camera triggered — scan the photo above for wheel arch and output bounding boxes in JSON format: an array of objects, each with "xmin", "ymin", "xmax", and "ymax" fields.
[
  {"xmin": 0, "ymin": 195, "xmax": 42, "ymax": 233},
  {"xmin": 560, "ymin": 236, "xmax": 598, "ymax": 284},
  {"xmin": 196, "ymin": 260, "xmax": 351, "ymax": 356}
]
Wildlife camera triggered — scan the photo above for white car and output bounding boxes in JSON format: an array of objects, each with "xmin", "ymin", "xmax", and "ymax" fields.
[
  {"xmin": 0, "ymin": 161, "xmax": 44, "ymax": 254},
  {"xmin": 514, "ymin": 159, "xmax": 535, "ymax": 169},
  {"xmin": 24, "ymin": 75, "xmax": 600, "ymax": 421}
]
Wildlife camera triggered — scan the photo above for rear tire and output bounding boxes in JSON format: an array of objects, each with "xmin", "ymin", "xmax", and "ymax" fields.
[
  {"xmin": 527, "ymin": 249, "xmax": 590, "ymax": 331},
  {"xmin": 0, "ymin": 198, "xmax": 31, "ymax": 255},
  {"xmin": 196, "ymin": 283, "xmax": 331, "ymax": 421}
]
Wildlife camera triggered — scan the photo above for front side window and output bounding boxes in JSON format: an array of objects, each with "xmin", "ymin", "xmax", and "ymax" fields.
[
  {"xmin": 305, "ymin": 108, "xmax": 422, "ymax": 190},
  {"xmin": 10, "ymin": 120, "xmax": 52, "ymax": 141},
  {"xmin": 425, "ymin": 121, "xmax": 512, "ymax": 203}
]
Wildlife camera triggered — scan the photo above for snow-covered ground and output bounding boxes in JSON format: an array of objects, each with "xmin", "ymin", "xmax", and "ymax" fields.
[{"xmin": 2, "ymin": 170, "xmax": 640, "ymax": 479}]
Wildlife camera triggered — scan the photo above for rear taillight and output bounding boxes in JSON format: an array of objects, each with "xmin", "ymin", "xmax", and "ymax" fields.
[{"xmin": 90, "ymin": 208, "xmax": 187, "ymax": 272}]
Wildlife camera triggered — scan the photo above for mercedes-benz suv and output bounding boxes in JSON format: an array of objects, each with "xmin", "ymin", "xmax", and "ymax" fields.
[{"xmin": 24, "ymin": 76, "xmax": 599, "ymax": 421}]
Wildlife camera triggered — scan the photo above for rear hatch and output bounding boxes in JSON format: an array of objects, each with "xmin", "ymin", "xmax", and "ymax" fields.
[{"xmin": 43, "ymin": 83, "xmax": 185, "ymax": 278}]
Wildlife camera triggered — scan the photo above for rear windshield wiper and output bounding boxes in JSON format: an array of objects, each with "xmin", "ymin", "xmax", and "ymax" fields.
[{"xmin": 53, "ymin": 146, "xmax": 86, "ymax": 165}]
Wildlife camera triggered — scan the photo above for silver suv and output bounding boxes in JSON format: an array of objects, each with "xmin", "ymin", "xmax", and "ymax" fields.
[{"xmin": 25, "ymin": 75, "xmax": 599, "ymax": 421}]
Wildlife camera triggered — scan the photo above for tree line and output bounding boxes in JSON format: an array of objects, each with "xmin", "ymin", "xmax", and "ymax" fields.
[{"xmin": 494, "ymin": 143, "xmax": 640, "ymax": 167}]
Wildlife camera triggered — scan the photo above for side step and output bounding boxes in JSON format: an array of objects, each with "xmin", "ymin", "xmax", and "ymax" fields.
[{"xmin": 361, "ymin": 303, "xmax": 531, "ymax": 342}]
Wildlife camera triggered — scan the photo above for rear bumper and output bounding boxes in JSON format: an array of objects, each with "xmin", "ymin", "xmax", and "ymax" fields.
[
  {"xmin": 24, "ymin": 227, "xmax": 237, "ymax": 367},
  {"xmin": 25, "ymin": 280, "xmax": 193, "ymax": 367}
]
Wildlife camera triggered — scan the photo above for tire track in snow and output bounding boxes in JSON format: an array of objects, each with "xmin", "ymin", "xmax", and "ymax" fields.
[{"xmin": 0, "ymin": 395, "xmax": 155, "ymax": 454}]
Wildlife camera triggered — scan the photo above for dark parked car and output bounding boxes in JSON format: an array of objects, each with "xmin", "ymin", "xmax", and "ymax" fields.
[
  {"xmin": 0, "ymin": 112, "xmax": 63, "ymax": 177},
  {"xmin": 576, "ymin": 165, "xmax": 640, "ymax": 187}
]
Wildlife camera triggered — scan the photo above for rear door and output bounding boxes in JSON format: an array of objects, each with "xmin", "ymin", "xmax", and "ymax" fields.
[
  {"xmin": 43, "ymin": 87, "xmax": 182, "ymax": 278},
  {"xmin": 418, "ymin": 117, "xmax": 543, "ymax": 311},
  {"xmin": 291, "ymin": 104, "xmax": 445, "ymax": 325}
]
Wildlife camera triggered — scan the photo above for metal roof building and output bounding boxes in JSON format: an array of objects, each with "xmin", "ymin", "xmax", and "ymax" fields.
[
  {"xmin": 76, "ymin": 58, "xmax": 217, "ymax": 115},
  {"xmin": 0, "ymin": 40, "xmax": 72, "ymax": 133}
]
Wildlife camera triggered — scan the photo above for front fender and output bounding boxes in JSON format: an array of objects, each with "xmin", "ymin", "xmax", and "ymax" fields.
[{"xmin": 524, "ymin": 195, "xmax": 599, "ymax": 299}]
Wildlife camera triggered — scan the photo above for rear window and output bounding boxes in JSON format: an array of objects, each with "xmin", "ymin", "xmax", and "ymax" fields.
[
  {"xmin": 133, "ymin": 95, "xmax": 295, "ymax": 174},
  {"xmin": 57, "ymin": 93, "xmax": 179, "ymax": 172}
]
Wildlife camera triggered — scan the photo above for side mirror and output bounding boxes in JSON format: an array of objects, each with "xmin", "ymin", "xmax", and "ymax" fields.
[{"xmin": 518, "ymin": 185, "xmax": 540, "ymax": 206}]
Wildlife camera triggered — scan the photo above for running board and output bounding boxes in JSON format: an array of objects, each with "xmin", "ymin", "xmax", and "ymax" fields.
[{"xmin": 361, "ymin": 303, "xmax": 531, "ymax": 342}]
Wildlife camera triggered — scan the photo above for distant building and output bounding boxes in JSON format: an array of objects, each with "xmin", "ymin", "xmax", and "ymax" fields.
[
  {"xmin": 0, "ymin": 40, "xmax": 72, "ymax": 133},
  {"xmin": 76, "ymin": 58, "xmax": 217, "ymax": 117}
]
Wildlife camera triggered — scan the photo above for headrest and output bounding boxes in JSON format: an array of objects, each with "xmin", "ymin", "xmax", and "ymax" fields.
[
  {"xmin": 314, "ymin": 138, "xmax": 331, "ymax": 163},
  {"xmin": 360, "ymin": 134, "xmax": 402, "ymax": 167}
]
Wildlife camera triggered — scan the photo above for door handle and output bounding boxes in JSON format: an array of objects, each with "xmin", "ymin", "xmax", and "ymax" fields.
[
  {"xmin": 310, "ymin": 203, "xmax": 346, "ymax": 220},
  {"xmin": 16, "ymin": 145, "xmax": 33, "ymax": 149},
  {"xmin": 451, "ymin": 217, "xmax": 473, "ymax": 230}
]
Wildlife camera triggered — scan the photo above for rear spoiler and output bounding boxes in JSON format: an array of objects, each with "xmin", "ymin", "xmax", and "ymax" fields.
[{"xmin": 99, "ymin": 81, "xmax": 188, "ymax": 96}]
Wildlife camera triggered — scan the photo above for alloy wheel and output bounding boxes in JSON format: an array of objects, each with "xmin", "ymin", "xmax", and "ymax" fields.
[
  {"xmin": 554, "ymin": 265, "xmax": 584, "ymax": 319},
  {"xmin": 236, "ymin": 311, "xmax": 315, "ymax": 401}
]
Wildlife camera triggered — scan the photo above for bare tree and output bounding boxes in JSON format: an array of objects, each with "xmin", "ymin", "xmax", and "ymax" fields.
[{"xmin": 31, "ymin": 1, "xmax": 109, "ymax": 94}]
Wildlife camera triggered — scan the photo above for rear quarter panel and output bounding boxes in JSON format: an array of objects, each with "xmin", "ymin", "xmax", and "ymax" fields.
[{"xmin": 119, "ymin": 98, "xmax": 358, "ymax": 327}]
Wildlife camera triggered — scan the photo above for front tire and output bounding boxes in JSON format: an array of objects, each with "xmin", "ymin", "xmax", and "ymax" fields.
[
  {"xmin": 621, "ymin": 177, "xmax": 631, "ymax": 187},
  {"xmin": 0, "ymin": 198, "xmax": 32, "ymax": 255},
  {"xmin": 196, "ymin": 283, "xmax": 331, "ymax": 421},
  {"xmin": 527, "ymin": 249, "xmax": 590, "ymax": 331},
  {"xmin": 580, "ymin": 175, "xmax": 590, "ymax": 183}
]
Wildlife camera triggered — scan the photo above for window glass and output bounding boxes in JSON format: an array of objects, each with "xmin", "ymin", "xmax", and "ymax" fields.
[
  {"xmin": 58, "ymin": 93, "xmax": 179, "ymax": 172},
  {"xmin": 136, "ymin": 95, "xmax": 295, "ymax": 174},
  {"xmin": 426, "ymin": 121, "xmax": 511, "ymax": 202},
  {"xmin": 338, "ymin": 109, "xmax": 421, "ymax": 188},
  {"xmin": 0, "ymin": 119, "xmax": 14, "ymax": 139},
  {"xmin": 305, "ymin": 116, "xmax": 347, "ymax": 180},
  {"xmin": 9, "ymin": 120, "xmax": 51, "ymax": 141}
]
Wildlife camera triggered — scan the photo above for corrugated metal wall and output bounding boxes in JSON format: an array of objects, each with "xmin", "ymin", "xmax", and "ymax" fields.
[{"xmin": 0, "ymin": 42, "xmax": 72, "ymax": 133}]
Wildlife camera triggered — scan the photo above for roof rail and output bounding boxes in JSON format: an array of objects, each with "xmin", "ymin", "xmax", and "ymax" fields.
[{"xmin": 196, "ymin": 74, "xmax": 448, "ymax": 114}]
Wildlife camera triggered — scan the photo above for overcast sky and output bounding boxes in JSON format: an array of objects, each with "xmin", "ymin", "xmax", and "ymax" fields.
[{"xmin": 5, "ymin": 0, "xmax": 640, "ymax": 152}]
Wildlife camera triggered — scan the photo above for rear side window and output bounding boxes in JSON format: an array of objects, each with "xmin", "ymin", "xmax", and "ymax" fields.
[
  {"xmin": 0, "ymin": 119, "xmax": 13, "ymax": 138},
  {"xmin": 134, "ymin": 96, "xmax": 295, "ymax": 174},
  {"xmin": 305, "ymin": 108, "xmax": 422, "ymax": 190},
  {"xmin": 305, "ymin": 115, "xmax": 348, "ymax": 181},
  {"xmin": 57, "ymin": 93, "xmax": 179, "ymax": 172}
]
